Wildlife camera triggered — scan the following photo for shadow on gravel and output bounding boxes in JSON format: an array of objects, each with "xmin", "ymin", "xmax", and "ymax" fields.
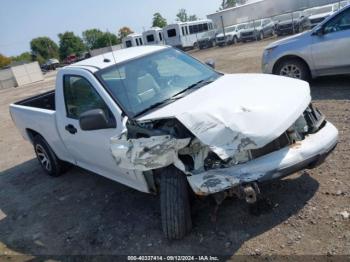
[
  {"xmin": 0, "ymin": 159, "xmax": 318, "ymax": 256},
  {"xmin": 310, "ymin": 75, "xmax": 350, "ymax": 101}
]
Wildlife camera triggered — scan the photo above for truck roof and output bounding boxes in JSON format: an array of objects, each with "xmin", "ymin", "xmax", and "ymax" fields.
[{"xmin": 67, "ymin": 45, "xmax": 168, "ymax": 72}]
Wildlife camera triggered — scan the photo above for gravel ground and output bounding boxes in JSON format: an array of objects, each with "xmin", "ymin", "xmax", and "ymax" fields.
[{"xmin": 0, "ymin": 38, "xmax": 349, "ymax": 258}]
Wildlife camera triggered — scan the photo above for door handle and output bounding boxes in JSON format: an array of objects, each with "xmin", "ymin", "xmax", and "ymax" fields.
[{"xmin": 65, "ymin": 124, "xmax": 77, "ymax": 134}]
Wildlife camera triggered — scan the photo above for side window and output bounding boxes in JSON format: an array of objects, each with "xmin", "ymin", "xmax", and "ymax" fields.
[
  {"xmin": 198, "ymin": 24, "xmax": 204, "ymax": 32},
  {"xmin": 63, "ymin": 75, "xmax": 109, "ymax": 119},
  {"xmin": 167, "ymin": 29, "xmax": 177, "ymax": 37},
  {"xmin": 182, "ymin": 27, "xmax": 185, "ymax": 36},
  {"xmin": 146, "ymin": 34, "xmax": 154, "ymax": 42},
  {"xmin": 204, "ymin": 23, "xmax": 209, "ymax": 31},
  {"xmin": 125, "ymin": 40, "xmax": 132, "ymax": 48},
  {"xmin": 159, "ymin": 32, "xmax": 163, "ymax": 41},
  {"xmin": 139, "ymin": 38, "xmax": 143, "ymax": 45},
  {"xmin": 324, "ymin": 8, "xmax": 350, "ymax": 34}
]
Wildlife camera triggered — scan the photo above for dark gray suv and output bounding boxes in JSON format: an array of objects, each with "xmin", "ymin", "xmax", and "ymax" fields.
[{"xmin": 240, "ymin": 19, "xmax": 275, "ymax": 42}]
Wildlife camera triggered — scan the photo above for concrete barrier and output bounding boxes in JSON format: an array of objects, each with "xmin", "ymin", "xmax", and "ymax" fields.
[{"xmin": 0, "ymin": 62, "xmax": 44, "ymax": 89}]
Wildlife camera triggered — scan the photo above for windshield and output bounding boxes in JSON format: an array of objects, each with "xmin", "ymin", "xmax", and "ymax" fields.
[
  {"xmin": 237, "ymin": 24, "xmax": 247, "ymax": 30},
  {"xmin": 226, "ymin": 26, "xmax": 236, "ymax": 32},
  {"xmin": 97, "ymin": 48, "xmax": 220, "ymax": 117},
  {"xmin": 308, "ymin": 6, "xmax": 333, "ymax": 16},
  {"xmin": 247, "ymin": 22, "xmax": 254, "ymax": 29},
  {"xmin": 275, "ymin": 12, "xmax": 302, "ymax": 22},
  {"xmin": 274, "ymin": 14, "xmax": 291, "ymax": 22},
  {"xmin": 293, "ymin": 11, "xmax": 302, "ymax": 18},
  {"xmin": 200, "ymin": 31, "xmax": 210, "ymax": 38},
  {"xmin": 254, "ymin": 20, "xmax": 262, "ymax": 27}
]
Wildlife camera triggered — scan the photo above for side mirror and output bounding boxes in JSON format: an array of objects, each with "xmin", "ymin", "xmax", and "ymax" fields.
[
  {"xmin": 79, "ymin": 109, "xmax": 116, "ymax": 131},
  {"xmin": 313, "ymin": 27, "xmax": 324, "ymax": 36},
  {"xmin": 205, "ymin": 59, "xmax": 216, "ymax": 69}
]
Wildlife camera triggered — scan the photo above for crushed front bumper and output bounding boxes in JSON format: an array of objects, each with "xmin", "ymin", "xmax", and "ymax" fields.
[{"xmin": 187, "ymin": 122, "xmax": 338, "ymax": 196}]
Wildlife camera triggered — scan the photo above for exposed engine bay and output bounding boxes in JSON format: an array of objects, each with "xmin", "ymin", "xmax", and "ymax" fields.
[{"xmin": 111, "ymin": 104, "xmax": 327, "ymax": 196}]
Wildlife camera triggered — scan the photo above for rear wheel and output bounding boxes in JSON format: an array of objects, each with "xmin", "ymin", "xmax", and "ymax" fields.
[
  {"xmin": 160, "ymin": 166, "xmax": 192, "ymax": 240},
  {"xmin": 275, "ymin": 58, "xmax": 310, "ymax": 81},
  {"xmin": 33, "ymin": 135, "xmax": 67, "ymax": 177}
]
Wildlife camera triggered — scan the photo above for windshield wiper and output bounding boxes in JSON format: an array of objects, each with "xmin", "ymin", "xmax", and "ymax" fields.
[
  {"xmin": 134, "ymin": 79, "xmax": 215, "ymax": 118},
  {"xmin": 171, "ymin": 79, "xmax": 215, "ymax": 99},
  {"xmin": 134, "ymin": 100, "xmax": 171, "ymax": 118}
]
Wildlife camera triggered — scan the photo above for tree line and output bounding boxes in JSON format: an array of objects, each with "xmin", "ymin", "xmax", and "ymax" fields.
[
  {"xmin": 0, "ymin": 26, "xmax": 134, "ymax": 68},
  {"xmin": 0, "ymin": 7, "xmax": 220, "ymax": 68}
]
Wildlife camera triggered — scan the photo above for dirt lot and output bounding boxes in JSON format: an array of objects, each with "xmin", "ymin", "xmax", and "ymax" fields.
[{"xmin": 0, "ymin": 38, "xmax": 349, "ymax": 258}]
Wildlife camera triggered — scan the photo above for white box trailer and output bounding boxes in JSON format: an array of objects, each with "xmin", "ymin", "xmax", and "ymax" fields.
[
  {"xmin": 163, "ymin": 19, "xmax": 215, "ymax": 49},
  {"xmin": 143, "ymin": 27, "xmax": 164, "ymax": 45},
  {"xmin": 122, "ymin": 33, "xmax": 144, "ymax": 48}
]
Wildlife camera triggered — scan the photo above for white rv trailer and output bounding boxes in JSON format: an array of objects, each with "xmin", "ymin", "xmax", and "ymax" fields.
[
  {"xmin": 163, "ymin": 19, "xmax": 215, "ymax": 49},
  {"xmin": 122, "ymin": 33, "xmax": 144, "ymax": 48},
  {"xmin": 143, "ymin": 27, "xmax": 164, "ymax": 45}
]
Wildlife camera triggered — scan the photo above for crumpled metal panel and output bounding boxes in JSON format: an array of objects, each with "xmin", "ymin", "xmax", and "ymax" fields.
[
  {"xmin": 110, "ymin": 134, "xmax": 190, "ymax": 171},
  {"xmin": 187, "ymin": 122, "xmax": 338, "ymax": 195},
  {"xmin": 138, "ymin": 74, "xmax": 311, "ymax": 160}
]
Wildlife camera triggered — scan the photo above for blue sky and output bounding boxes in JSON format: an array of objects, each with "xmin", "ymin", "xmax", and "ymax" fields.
[{"xmin": 0, "ymin": 0, "xmax": 221, "ymax": 56}]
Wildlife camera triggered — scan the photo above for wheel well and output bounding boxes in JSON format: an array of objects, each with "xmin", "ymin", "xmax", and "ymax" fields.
[
  {"xmin": 26, "ymin": 129, "xmax": 41, "ymax": 143},
  {"xmin": 273, "ymin": 55, "xmax": 311, "ymax": 75}
]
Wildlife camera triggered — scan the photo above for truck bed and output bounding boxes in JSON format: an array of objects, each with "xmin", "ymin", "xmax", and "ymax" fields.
[
  {"xmin": 15, "ymin": 90, "xmax": 55, "ymax": 111},
  {"xmin": 10, "ymin": 89, "xmax": 58, "ymax": 148}
]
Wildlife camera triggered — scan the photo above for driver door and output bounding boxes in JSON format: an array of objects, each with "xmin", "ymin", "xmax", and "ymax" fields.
[
  {"xmin": 56, "ymin": 71, "xmax": 149, "ymax": 192},
  {"xmin": 311, "ymin": 7, "xmax": 350, "ymax": 75}
]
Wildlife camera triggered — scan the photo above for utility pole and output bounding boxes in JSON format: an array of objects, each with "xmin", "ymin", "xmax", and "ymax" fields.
[{"xmin": 220, "ymin": 15, "xmax": 226, "ymax": 38}]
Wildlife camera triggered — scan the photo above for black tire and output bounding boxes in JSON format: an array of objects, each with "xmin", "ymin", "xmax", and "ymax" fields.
[
  {"xmin": 274, "ymin": 58, "xmax": 310, "ymax": 82},
  {"xmin": 298, "ymin": 24, "xmax": 303, "ymax": 33},
  {"xmin": 233, "ymin": 36, "xmax": 238, "ymax": 45},
  {"xmin": 160, "ymin": 166, "xmax": 192, "ymax": 240},
  {"xmin": 259, "ymin": 31, "xmax": 264, "ymax": 40},
  {"xmin": 33, "ymin": 135, "xmax": 67, "ymax": 177}
]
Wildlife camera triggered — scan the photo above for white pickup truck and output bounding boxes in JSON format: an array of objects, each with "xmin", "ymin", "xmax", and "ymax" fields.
[{"xmin": 10, "ymin": 46, "xmax": 338, "ymax": 240}]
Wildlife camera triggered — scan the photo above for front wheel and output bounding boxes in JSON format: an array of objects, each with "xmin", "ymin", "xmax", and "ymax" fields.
[
  {"xmin": 233, "ymin": 36, "xmax": 238, "ymax": 45},
  {"xmin": 160, "ymin": 166, "xmax": 192, "ymax": 240},
  {"xmin": 259, "ymin": 31, "xmax": 264, "ymax": 40},
  {"xmin": 274, "ymin": 58, "xmax": 310, "ymax": 81}
]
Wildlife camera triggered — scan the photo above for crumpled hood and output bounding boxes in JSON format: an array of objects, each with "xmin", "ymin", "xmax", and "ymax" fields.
[{"xmin": 139, "ymin": 74, "xmax": 311, "ymax": 159}]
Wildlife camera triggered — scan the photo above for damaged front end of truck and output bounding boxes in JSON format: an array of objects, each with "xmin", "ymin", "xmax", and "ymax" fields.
[{"xmin": 110, "ymin": 100, "xmax": 338, "ymax": 204}]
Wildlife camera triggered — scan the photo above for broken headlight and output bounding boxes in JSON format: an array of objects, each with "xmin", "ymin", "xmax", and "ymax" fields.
[{"xmin": 303, "ymin": 104, "xmax": 326, "ymax": 133}]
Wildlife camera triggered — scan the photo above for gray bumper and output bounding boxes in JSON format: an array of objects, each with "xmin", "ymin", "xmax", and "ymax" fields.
[{"xmin": 187, "ymin": 122, "xmax": 338, "ymax": 196}]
